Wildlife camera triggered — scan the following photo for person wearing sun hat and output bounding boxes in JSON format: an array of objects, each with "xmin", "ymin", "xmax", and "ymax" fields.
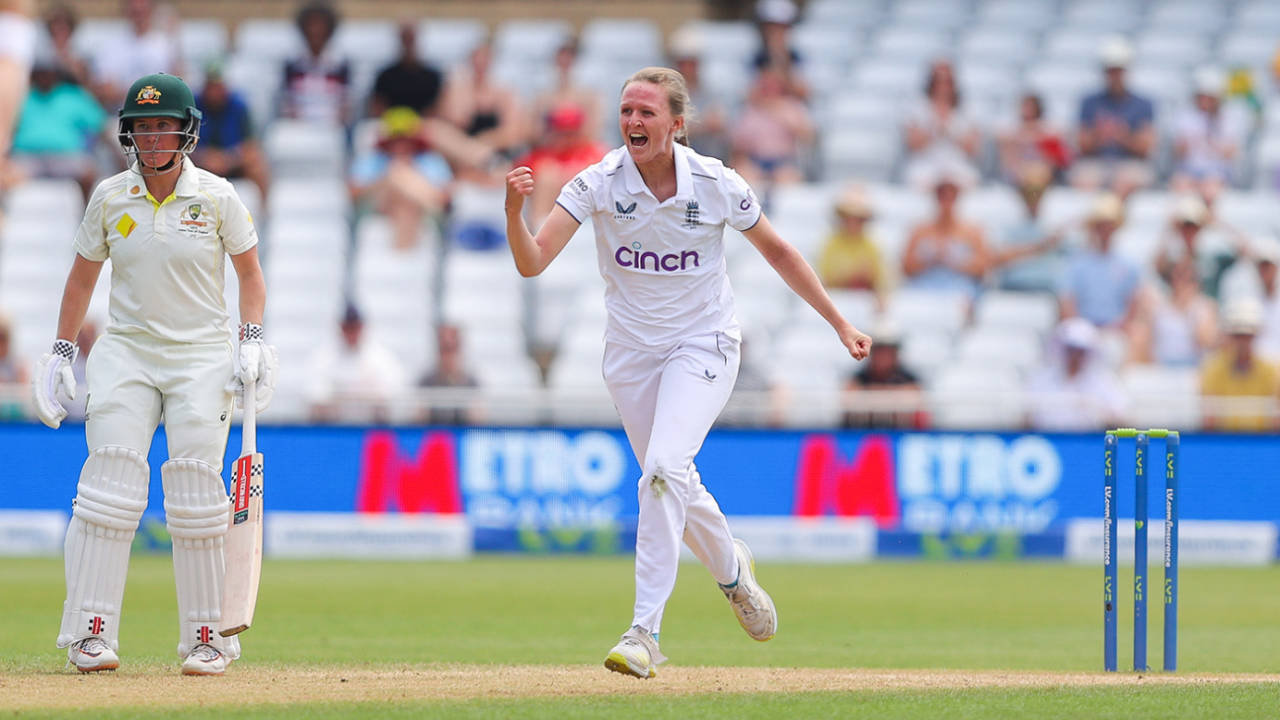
[
  {"xmin": 817, "ymin": 185, "xmax": 888, "ymax": 298},
  {"xmin": 1200, "ymin": 297, "xmax": 1280, "ymax": 431},
  {"xmin": 1058, "ymin": 193, "xmax": 1141, "ymax": 331},
  {"xmin": 1072, "ymin": 36, "xmax": 1155, "ymax": 195},
  {"xmin": 1026, "ymin": 316, "xmax": 1127, "ymax": 431},
  {"xmin": 349, "ymin": 106, "xmax": 452, "ymax": 249}
]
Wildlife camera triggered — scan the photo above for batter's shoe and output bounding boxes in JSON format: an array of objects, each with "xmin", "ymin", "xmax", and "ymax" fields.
[
  {"xmin": 719, "ymin": 538, "xmax": 777, "ymax": 641},
  {"xmin": 68, "ymin": 637, "xmax": 119, "ymax": 672},
  {"xmin": 604, "ymin": 626, "xmax": 666, "ymax": 679},
  {"xmin": 181, "ymin": 644, "xmax": 230, "ymax": 676}
]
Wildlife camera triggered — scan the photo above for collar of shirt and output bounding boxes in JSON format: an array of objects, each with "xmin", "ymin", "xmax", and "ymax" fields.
[
  {"xmin": 620, "ymin": 142, "xmax": 695, "ymax": 203},
  {"xmin": 127, "ymin": 156, "xmax": 200, "ymax": 208}
]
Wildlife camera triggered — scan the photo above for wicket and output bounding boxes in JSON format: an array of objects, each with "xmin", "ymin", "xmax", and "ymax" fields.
[{"xmin": 1104, "ymin": 428, "xmax": 1179, "ymax": 672}]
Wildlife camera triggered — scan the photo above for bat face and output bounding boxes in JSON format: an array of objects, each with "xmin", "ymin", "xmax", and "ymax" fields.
[{"xmin": 221, "ymin": 450, "xmax": 264, "ymax": 637}]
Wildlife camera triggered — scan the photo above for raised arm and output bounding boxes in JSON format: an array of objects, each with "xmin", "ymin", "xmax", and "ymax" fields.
[
  {"xmin": 504, "ymin": 165, "xmax": 580, "ymax": 277},
  {"xmin": 743, "ymin": 213, "xmax": 872, "ymax": 360}
]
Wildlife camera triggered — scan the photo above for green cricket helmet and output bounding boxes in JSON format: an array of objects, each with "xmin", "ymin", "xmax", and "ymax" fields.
[{"xmin": 117, "ymin": 73, "xmax": 202, "ymax": 171}]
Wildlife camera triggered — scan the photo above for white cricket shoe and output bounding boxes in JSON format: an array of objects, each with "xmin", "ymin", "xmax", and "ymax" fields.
[
  {"xmin": 720, "ymin": 538, "xmax": 778, "ymax": 641},
  {"xmin": 181, "ymin": 644, "xmax": 230, "ymax": 676},
  {"xmin": 68, "ymin": 637, "xmax": 119, "ymax": 672},
  {"xmin": 604, "ymin": 626, "xmax": 666, "ymax": 679}
]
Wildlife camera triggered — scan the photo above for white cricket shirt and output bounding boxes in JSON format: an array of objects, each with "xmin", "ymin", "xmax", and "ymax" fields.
[
  {"xmin": 555, "ymin": 143, "xmax": 762, "ymax": 351},
  {"xmin": 74, "ymin": 158, "xmax": 258, "ymax": 345}
]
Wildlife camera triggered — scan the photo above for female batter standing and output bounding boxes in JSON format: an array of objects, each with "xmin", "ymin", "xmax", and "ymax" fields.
[
  {"xmin": 32, "ymin": 73, "xmax": 276, "ymax": 675},
  {"xmin": 505, "ymin": 67, "xmax": 871, "ymax": 678}
]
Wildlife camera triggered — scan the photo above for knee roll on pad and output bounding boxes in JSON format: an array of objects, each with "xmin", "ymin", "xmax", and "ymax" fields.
[
  {"xmin": 162, "ymin": 458, "xmax": 239, "ymax": 659},
  {"xmin": 58, "ymin": 446, "xmax": 150, "ymax": 650},
  {"xmin": 162, "ymin": 458, "xmax": 228, "ymax": 541}
]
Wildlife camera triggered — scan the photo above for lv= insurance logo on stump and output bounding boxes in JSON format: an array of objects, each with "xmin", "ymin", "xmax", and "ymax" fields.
[{"xmin": 1103, "ymin": 429, "xmax": 1179, "ymax": 673}]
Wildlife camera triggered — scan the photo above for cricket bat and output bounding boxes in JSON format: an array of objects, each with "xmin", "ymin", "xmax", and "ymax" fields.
[{"xmin": 219, "ymin": 378, "xmax": 264, "ymax": 637}]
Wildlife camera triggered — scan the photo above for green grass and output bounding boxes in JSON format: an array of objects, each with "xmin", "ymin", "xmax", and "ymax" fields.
[{"xmin": 3, "ymin": 556, "xmax": 1278, "ymax": 718}]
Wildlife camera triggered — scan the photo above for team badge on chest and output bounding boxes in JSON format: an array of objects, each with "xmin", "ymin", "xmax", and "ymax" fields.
[{"xmin": 179, "ymin": 203, "xmax": 209, "ymax": 233}]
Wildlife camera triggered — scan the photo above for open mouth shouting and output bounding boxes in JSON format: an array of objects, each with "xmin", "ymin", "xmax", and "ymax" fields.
[{"xmin": 628, "ymin": 132, "xmax": 649, "ymax": 149}]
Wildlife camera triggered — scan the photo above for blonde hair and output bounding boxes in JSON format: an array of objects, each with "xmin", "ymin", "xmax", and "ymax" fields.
[{"xmin": 623, "ymin": 66, "xmax": 695, "ymax": 146}]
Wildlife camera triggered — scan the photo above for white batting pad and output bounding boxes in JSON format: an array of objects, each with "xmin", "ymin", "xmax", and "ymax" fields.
[
  {"xmin": 57, "ymin": 446, "xmax": 150, "ymax": 651},
  {"xmin": 162, "ymin": 458, "xmax": 239, "ymax": 659}
]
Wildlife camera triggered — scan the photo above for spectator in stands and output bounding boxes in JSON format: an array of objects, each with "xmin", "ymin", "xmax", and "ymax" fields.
[
  {"xmin": 990, "ymin": 163, "xmax": 1065, "ymax": 294},
  {"xmin": 998, "ymin": 93, "xmax": 1072, "ymax": 184},
  {"xmin": 513, "ymin": 103, "xmax": 607, "ymax": 229},
  {"xmin": 669, "ymin": 28, "xmax": 729, "ymax": 162},
  {"xmin": 1132, "ymin": 260, "xmax": 1218, "ymax": 368},
  {"xmin": 306, "ymin": 303, "xmax": 408, "ymax": 423},
  {"xmin": 729, "ymin": 65, "xmax": 814, "ymax": 190},
  {"xmin": 1200, "ymin": 298, "xmax": 1279, "ymax": 431},
  {"xmin": 89, "ymin": 0, "xmax": 181, "ymax": 109},
  {"xmin": 8, "ymin": 48, "xmax": 105, "ymax": 200},
  {"xmin": 1058, "ymin": 194, "xmax": 1140, "ymax": 332},
  {"xmin": 1154, "ymin": 195, "xmax": 1241, "ymax": 300},
  {"xmin": 1071, "ymin": 37, "xmax": 1155, "ymax": 196},
  {"xmin": 282, "ymin": 1, "xmax": 350, "ymax": 125},
  {"xmin": 1253, "ymin": 240, "xmax": 1280, "ymax": 362},
  {"xmin": 1171, "ymin": 67, "xmax": 1252, "ymax": 202},
  {"xmin": 901, "ymin": 167, "xmax": 989, "ymax": 298},
  {"xmin": 193, "ymin": 61, "xmax": 269, "ymax": 202},
  {"xmin": 418, "ymin": 323, "xmax": 479, "ymax": 425},
  {"xmin": 751, "ymin": 0, "xmax": 808, "ymax": 101},
  {"xmin": 349, "ymin": 107, "xmax": 451, "ymax": 250},
  {"xmin": 534, "ymin": 39, "xmax": 602, "ymax": 144},
  {"xmin": 817, "ymin": 185, "xmax": 888, "ymax": 300},
  {"xmin": 43, "ymin": 4, "xmax": 90, "ymax": 87},
  {"xmin": 902, "ymin": 59, "xmax": 981, "ymax": 190},
  {"xmin": 1026, "ymin": 317, "xmax": 1125, "ymax": 431},
  {"xmin": 441, "ymin": 40, "xmax": 526, "ymax": 176},
  {"xmin": 368, "ymin": 22, "xmax": 444, "ymax": 119},
  {"xmin": 842, "ymin": 324, "xmax": 923, "ymax": 429},
  {"xmin": 1219, "ymin": 236, "xmax": 1280, "ymax": 362},
  {"xmin": 0, "ymin": 311, "xmax": 27, "ymax": 420}
]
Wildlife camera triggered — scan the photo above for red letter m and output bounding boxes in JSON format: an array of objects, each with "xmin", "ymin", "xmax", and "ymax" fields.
[
  {"xmin": 793, "ymin": 434, "xmax": 898, "ymax": 527},
  {"xmin": 356, "ymin": 431, "xmax": 463, "ymax": 514}
]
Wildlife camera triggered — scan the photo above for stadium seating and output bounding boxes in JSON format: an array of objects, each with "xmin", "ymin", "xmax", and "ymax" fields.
[{"xmin": 7, "ymin": 0, "xmax": 1280, "ymax": 432}]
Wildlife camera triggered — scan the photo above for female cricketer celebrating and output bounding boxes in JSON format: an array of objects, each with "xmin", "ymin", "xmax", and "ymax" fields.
[
  {"xmin": 505, "ymin": 67, "xmax": 872, "ymax": 678},
  {"xmin": 31, "ymin": 73, "xmax": 277, "ymax": 675}
]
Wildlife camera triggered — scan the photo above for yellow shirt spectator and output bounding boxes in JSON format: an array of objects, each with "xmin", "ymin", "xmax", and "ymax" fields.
[
  {"xmin": 818, "ymin": 186, "xmax": 887, "ymax": 294},
  {"xmin": 1200, "ymin": 300, "xmax": 1279, "ymax": 431}
]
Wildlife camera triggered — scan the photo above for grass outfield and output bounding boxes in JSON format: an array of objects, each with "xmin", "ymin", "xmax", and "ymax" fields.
[{"xmin": 2, "ymin": 556, "xmax": 1278, "ymax": 718}]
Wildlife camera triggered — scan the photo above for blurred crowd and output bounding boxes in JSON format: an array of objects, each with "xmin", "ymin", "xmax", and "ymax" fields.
[{"xmin": 2, "ymin": 0, "xmax": 1280, "ymax": 432}]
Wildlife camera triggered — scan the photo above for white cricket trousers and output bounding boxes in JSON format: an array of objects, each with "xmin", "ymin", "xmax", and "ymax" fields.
[
  {"xmin": 85, "ymin": 332, "xmax": 233, "ymax": 466},
  {"xmin": 603, "ymin": 331, "xmax": 741, "ymax": 634}
]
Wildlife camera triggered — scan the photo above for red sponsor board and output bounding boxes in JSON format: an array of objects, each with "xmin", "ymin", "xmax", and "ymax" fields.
[
  {"xmin": 355, "ymin": 431, "xmax": 463, "ymax": 514},
  {"xmin": 793, "ymin": 434, "xmax": 899, "ymax": 527}
]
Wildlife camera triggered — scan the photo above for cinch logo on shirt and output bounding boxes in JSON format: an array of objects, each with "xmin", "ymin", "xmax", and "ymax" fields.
[{"xmin": 614, "ymin": 242, "xmax": 700, "ymax": 272}]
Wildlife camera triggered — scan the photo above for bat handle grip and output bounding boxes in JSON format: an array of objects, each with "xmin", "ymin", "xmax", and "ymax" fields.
[{"xmin": 241, "ymin": 377, "xmax": 257, "ymax": 456}]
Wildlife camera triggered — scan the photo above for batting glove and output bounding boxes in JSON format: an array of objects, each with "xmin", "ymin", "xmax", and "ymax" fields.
[
  {"xmin": 230, "ymin": 323, "xmax": 278, "ymax": 413},
  {"xmin": 32, "ymin": 339, "xmax": 77, "ymax": 429}
]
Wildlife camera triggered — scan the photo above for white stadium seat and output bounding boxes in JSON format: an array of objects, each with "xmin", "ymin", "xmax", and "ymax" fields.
[
  {"xmin": 234, "ymin": 19, "xmax": 304, "ymax": 64},
  {"xmin": 974, "ymin": 291, "xmax": 1059, "ymax": 337},
  {"xmin": 333, "ymin": 19, "xmax": 398, "ymax": 66},
  {"xmin": 494, "ymin": 19, "xmax": 572, "ymax": 66},
  {"xmin": 263, "ymin": 121, "xmax": 346, "ymax": 178},
  {"xmin": 417, "ymin": 19, "xmax": 486, "ymax": 68},
  {"xmin": 580, "ymin": 19, "xmax": 663, "ymax": 67}
]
